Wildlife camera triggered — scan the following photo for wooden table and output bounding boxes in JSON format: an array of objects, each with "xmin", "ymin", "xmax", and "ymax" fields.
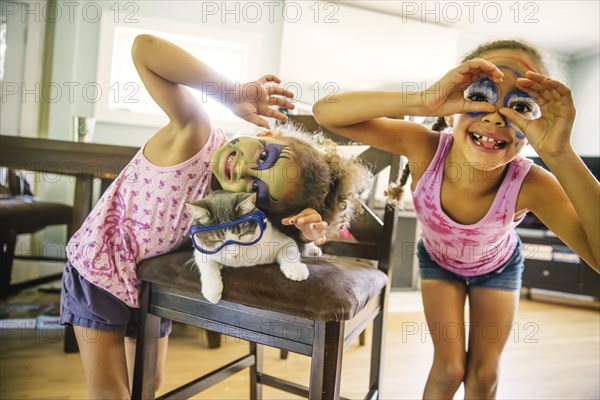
[
  {"xmin": 0, "ymin": 135, "xmax": 139, "ymax": 352},
  {"xmin": 0, "ymin": 135, "xmax": 139, "ymax": 234}
]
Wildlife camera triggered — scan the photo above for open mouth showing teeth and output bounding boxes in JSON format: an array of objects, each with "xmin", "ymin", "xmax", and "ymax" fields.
[
  {"xmin": 224, "ymin": 152, "xmax": 236, "ymax": 179},
  {"xmin": 469, "ymin": 132, "xmax": 508, "ymax": 150}
]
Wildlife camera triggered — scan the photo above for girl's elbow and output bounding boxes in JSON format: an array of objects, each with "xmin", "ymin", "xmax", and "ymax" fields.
[
  {"xmin": 312, "ymin": 101, "xmax": 324, "ymax": 119},
  {"xmin": 312, "ymin": 101, "xmax": 331, "ymax": 127},
  {"xmin": 131, "ymin": 34, "xmax": 156, "ymax": 60}
]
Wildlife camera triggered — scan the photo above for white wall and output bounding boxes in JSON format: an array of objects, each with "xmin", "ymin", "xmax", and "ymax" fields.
[
  {"xmin": 0, "ymin": 5, "xmax": 26, "ymax": 135},
  {"xmin": 45, "ymin": 0, "xmax": 285, "ymax": 147},
  {"xmin": 571, "ymin": 52, "xmax": 600, "ymax": 156},
  {"xmin": 3, "ymin": 1, "xmax": 598, "ymax": 154}
]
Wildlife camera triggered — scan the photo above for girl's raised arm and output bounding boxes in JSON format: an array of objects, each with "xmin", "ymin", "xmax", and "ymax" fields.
[
  {"xmin": 313, "ymin": 91, "xmax": 433, "ymax": 158},
  {"xmin": 132, "ymin": 34, "xmax": 217, "ymax": 145},
  {"xmin": 501, "ymin": 72, "xmax": 600, "ymax": 271},
  {"xmin": 131, "ymin": 35, "xmax": 294, "ymax": 164},
  {"xmin": 313, "ymin": 58, "xmax": 503, "ymax": 159}
]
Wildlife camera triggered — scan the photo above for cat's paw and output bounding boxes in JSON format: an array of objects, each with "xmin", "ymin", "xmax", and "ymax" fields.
[
  {"xmin": 302, "ymin": 242, "xmax": 323, "ymax": 258},
  {"xmin": 202, "ymin": 285, "xmax": 223, "ymax": 304},
  {"xmin": 280, "ymin": 262, "xmax": 309, "ymax": 281}
]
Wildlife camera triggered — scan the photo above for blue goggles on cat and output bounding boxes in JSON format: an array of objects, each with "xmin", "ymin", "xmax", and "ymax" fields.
[{"xmin": 188, "ymin": 209, "xmax": 268, "ymax": 255}]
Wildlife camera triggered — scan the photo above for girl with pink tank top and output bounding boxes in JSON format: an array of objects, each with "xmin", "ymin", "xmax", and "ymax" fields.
[{"xmin": 314, "ymin": 40, "xmax": 599, "ymax": 399}]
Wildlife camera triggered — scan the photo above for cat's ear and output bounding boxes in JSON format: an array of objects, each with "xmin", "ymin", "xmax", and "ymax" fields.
[
  {"xmin": 236, "ymin": 193, "xmax": 257, "ymax": 215},
  {"xmin": 185, "ymin": 202, "xmax": 211, "ymax": 224}
]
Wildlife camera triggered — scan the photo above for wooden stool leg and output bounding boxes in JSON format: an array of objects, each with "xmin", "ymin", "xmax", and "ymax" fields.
[
  {"xmin": 132, "ymin": 282, "xmax": 160, "ymax": 400},
  {"xmin": 250, "ymin": 342, "xmax": 263, "ymax": 400},
  {"xmin": 206, "ymin": 330, "xmax": 221, "ymax": 348},
  {"xmin": 368, "ymin": 311, "xmax": 386, "ymax": 399},
  {"xmin": 0, "ymin": 233, "xmax": 17, "ymax": 298},
  {"xmin": 359, "ymin": 330, "xmax": 366, "ymax": 346},
  {"xmin": 63, "ymin": 325, "xmax": 79, "ymax": 353},
  {"xmin": 309, "ymin": 321, "xmax": 344, "ymax": 400}
]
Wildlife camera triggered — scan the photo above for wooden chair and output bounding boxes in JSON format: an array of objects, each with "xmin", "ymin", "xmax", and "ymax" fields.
[
  {"xmin": 0, "ymin": 169, "xmax": 74, "ymax": 297},
  {"xmin": 132, "ymin": 115, "xmax": 401, "ymax": 399}
]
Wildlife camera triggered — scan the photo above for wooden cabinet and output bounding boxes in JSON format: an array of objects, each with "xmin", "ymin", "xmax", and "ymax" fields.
[{"xmin": 519, "ymin": 233, "xmax": 600, "ymax": 298}]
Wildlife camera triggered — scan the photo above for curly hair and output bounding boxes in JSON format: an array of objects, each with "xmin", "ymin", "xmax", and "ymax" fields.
[
  {"xmin": 386, "ymin": 39, "xmax": 546, "ymax": 206},
  {"xmin": 260, "ymin": 122, "xmax": 372, "ymax": 242}
]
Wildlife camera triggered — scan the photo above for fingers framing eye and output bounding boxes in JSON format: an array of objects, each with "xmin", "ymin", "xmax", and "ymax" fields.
[
  {"xmin": 520, "ymin": 74, "xmax": 564, "ymax": 103},
  {"xmin": 461, "ymin": 58, "xmax": 503, "ymax": 82},
  {"xmin": 516, "ymin": 80, "xmax": 548, "ymax": 107},
  {"xmin": 499, "ymin": 108, "xmax": 529, "ymax": 132}
]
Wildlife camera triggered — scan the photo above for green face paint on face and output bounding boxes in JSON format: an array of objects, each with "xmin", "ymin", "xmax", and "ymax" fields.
[{"xmin": 210, "ymin": 136, "xmax": 300, "ymax": 208}]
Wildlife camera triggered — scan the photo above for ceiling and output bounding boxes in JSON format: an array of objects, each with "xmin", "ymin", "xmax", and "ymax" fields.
[{"xmin": 334, "ymin": 0, "xmax": 599, "ymax": 58}]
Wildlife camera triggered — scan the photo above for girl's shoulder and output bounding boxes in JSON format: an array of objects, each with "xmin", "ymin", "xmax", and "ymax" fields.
[
  {"xmin": 517, "ymin": 162, "xmax": 559, "ymax": 211},
  {"xmin": 144, "ymin": 120, "xmax": 216, "ymax": 166},
  {"xmin": 407, "ymin": 128, "xmax": 441, "ymax": 165}
]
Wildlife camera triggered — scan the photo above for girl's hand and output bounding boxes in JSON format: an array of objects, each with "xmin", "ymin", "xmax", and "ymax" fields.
[
  {"xmin": 228, "ymin": 75, "xmax": 295, "ymax": 129},
  {"xmin": 423, "ymin": 58, "xmax": 504, "ymax": 116},
  {"xmin": 499, "ymin": 72, "xmax": 576, "ymax": 157},
  {"xmin": 281, "ymin": 208, "xmax": 328, "ymax": 245}
]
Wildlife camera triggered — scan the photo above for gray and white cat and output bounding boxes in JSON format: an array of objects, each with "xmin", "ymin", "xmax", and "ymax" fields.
[{"xmin": 185, "ymin": 190, "xmax": 309, "ymax": 304}]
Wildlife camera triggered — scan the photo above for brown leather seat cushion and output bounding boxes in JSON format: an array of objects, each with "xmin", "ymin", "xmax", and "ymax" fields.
[
  {"xmin": 137, "ymin": 248, "xmax": 387, "ymax": 321},
  {"xmin": 0, "ymin": 198, "xmax": 72, "ymax": 238}
]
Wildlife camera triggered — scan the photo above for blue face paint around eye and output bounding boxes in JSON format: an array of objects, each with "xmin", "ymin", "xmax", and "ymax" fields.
[
  {"xmin": 497, "ymin": 65, "xmax": 524, "ymax": 78},
  {"xmin": 251, "ymin": 143, "xmax": 286, "ymax": 171},
  {"xmin": 252, "ymin": 178, "xmax": 270, "ymax": 208},
  {"xmin": 465, "ymin": 78, "xmax": 498, "ymax": 117},
  {"xmin": 504, "ymin": 91, "xmax": 541, "ymax": 119}
]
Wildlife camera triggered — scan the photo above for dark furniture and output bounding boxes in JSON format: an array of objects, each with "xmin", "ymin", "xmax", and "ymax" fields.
[
  {"xmin": 0, "ymin": 135, "xmax": 139, "ymax": 352},
  {"xmin": 517, "ymin": 155, "xmax": 600, "ymax": 300},
  {"xmin": 132, "ymin": 115, "xmax": 401, "ymax": 399},
  {"xmin": 519, "ymin": 232, "xmax": 600, "ymax": 298},
  {"xmin": 0, "ymin": 195, "xmax": 73, "ymax": 298},
  {"xmin": 0, "ymin": 173, "xmax": 73, "ymax": 296}
]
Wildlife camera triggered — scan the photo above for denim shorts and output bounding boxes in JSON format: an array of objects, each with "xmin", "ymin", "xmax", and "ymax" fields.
[
  {"xmin": 60, "ymin": 262, "xmax": 172, "ymax": 339},
  {"xmin": 417, "ymin": 238, "xmax": 525, "ymax": 292}
]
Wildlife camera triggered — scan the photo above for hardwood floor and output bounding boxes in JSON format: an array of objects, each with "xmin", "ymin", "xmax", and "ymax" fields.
[{"xmin": 1, "ymin": 290, "xmax": 598, "ymax": 399}]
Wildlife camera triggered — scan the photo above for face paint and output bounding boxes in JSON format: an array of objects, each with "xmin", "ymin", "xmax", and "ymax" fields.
[
  {"xmin": 210, "ymin": 136, "xmax": 299, "ymax": 209},
  {"xmin": 504, "ymin": 91, "xmax": 541, "ymax": 120},
  {"xmin": 463, "ymin": 79, "xmax": 540, "ymax": 129},
  {"xmin": 497, "ymin": 64, "xmax": 524, "ymax": 79},
  {"xmin": 465, "ymin": 78, "xmax": 498, "ymax": 117},
  {"xmin": 251, "ymin": 142, "xmax": 287, "ymax": 171},
  {"xmin": 501, "ymin": 91, "xmax": 539, "ymax": 146}
]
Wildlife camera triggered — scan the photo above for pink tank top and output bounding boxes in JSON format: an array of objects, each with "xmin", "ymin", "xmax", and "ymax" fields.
[
  {"xmin": 67, "ymin": 128, "xmax": 224, "ymax": 307},
  {"xmin": 412, "ymin": 132, "xmax": 532, "ymax": 276}
]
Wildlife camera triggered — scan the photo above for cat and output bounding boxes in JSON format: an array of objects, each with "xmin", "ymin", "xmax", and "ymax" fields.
[{"xmin": 185, "ymin": 190, "xmax": 309, "ymax": 304}]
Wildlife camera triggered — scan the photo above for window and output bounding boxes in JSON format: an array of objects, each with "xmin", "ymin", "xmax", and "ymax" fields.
[{"xmin": 96, "ymin": 15, "xmax": 262, "ymax": 133}]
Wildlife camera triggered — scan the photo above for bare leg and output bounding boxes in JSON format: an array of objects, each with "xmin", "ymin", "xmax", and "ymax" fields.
[
  {"xmin": 125, "ymin": 336, "xmax": 169, "ymax": 393},
  {"xmin": 464, "ymin": 287, "xmax": 519, "ymax": 399},
  {"xmin": 74, "ymin": 326, "xmax": 129, "ymax": 399},
  {"xmin": 421, "ymin": 280, "xmax": 468, "ymax": 399}
]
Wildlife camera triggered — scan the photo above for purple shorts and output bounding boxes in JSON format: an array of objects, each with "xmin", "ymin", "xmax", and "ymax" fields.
[{"xmin": 60, "ymin": 262, "xmax": 172, "ymax": 339}]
